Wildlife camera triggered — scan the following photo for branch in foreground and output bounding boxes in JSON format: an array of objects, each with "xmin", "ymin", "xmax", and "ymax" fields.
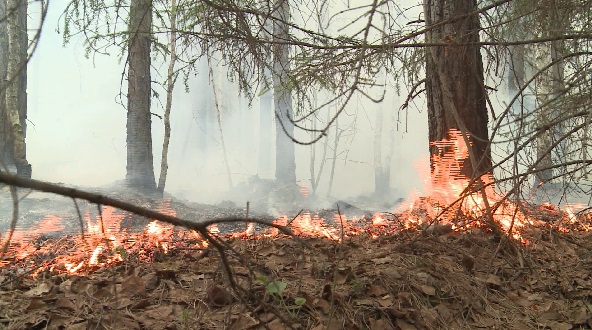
[{"xmin": 0, "ymin": 172, "xmax": 297, "ymax": 238}]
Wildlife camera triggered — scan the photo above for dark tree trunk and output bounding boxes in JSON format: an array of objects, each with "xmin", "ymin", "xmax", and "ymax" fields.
[
  {"xmin": 126, "ymin": 0, "xmax": 155, "ymax": 192},
  {"xmin": 424, "ymin": 0, "xmax": 491, "ymax": 179},
  {"xmin": 273, "ymin": 0, "xmax": 296, "ymax": 188}
]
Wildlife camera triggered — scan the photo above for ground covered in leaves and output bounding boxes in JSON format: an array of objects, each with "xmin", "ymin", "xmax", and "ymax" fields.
[{"xmin": 2, "ymin": 226, "xmax": 592, "ymax": 330}]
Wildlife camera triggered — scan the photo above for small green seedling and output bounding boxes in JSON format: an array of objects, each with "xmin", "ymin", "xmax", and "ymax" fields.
[
  {"xmin": 266, "ymin": 281, "xmax": 287, "ymax": 295},
  {"xmin": 115, "ymin": 246, "xmax": 128, "ymax": 258},
  {"xmin": 294, "ymin": 297, "xmax": 306, "ymax": 306}
]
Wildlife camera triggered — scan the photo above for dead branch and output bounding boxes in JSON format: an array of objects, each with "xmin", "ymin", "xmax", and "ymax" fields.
[{"xmin": 0, "ymin": 171, "xmax": 302, "ymax": 242}]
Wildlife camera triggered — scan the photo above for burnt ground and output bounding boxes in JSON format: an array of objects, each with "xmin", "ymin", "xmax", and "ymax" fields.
[{"xmin": 1, "ymin": 184, "xmax": 592, "ymax": 329}]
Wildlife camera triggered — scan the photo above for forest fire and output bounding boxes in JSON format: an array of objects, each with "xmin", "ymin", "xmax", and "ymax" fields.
[{"xmin": 0, "ymin": 132, "xmax": 590, "ymax": 276}]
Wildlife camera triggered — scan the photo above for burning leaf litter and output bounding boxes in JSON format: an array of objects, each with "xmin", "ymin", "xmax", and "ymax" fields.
[
  {"xmin": 1, "ymin": 129, "xmax": 592, "ymax": 328},
  {"xmin": 2, "ymin": 227, "xmax": 592, "ymax": 329}
]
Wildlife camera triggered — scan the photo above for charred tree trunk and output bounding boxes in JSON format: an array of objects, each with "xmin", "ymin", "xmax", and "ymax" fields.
[
  {"xmin": 126, "ymin": 0, "xmax": 156, "ymax": 193},
  {"xmin": 273, "ymin": 0, "xmax": 296, "ymax": 189},
  {"xmin": 424, "ymin": 0, "xmax": 491, "ymax": 179},
  {"xmin": 3, "ymin": 0, "xmax": 30, "ymax": 177}
]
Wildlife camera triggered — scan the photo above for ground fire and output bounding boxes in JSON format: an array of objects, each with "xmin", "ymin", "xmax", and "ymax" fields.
[
  {"xmin": 0, "ymin": 130, "xmax": 589, "ymax": 275},
  {"xmin": 0, "ymin": 130, "xmax": 591, "ymax": 329}
]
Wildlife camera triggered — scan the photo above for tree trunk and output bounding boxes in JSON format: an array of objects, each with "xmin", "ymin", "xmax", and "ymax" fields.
[
  {"xmin": 126, "ymin": 0, "xmax": 156, "ymax": 192},
  {"xmin": 0, "ymin": 0, "xmax": 10, "ymax": 167},
  {"xmin": 208, "ymin": 55, "xmax": 233, "ymax": 190},
  {"xmin": 273, "ymin": 0, "xmax": 296, "ymax": 188},
  {"xmin": 374, "ymin": 107, "xmax": 390, "ymax": 197},
  {"xmin": 259, "ymin": 69, "xmax": 273, "ymax": 179},
  {"xmin": 533, "ymin": 41, "xmax": 555, "ymax": 183},
  {"xmin": 4, "ymin": 0, "xmax": 30, "ymax": 177},
  {"xmin": 424, "ymin": 0, "xmax": 491, "ymax": 180},
  {"xmin": 533, "ymin": 17, "xmax": 567, "ymax": 185},
  {"xmin": 259, "ymin": 81, "xmax": 273, "ymax": 178},
  {"xmin": 258, "ymin": 15, "xmax": 273, "ymax": 179},
  {"xmin": 157, "ymin": 0, "xmax": 177, "ymax": 195}
]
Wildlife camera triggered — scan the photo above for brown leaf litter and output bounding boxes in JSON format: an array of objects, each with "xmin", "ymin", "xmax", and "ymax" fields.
[{"xmin": 2, "ymin": 227, "xmax": 592, "ymax": 329}]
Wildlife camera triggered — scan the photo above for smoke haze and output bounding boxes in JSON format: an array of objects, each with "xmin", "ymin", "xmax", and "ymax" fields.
[{"xmin": 26, "ymin": 1, "xmax": 429, "ymax": 208}]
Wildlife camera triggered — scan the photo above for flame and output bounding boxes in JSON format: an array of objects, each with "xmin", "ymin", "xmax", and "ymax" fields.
[{"xmin": 1, "ymin": 132, "xmax": 591, "ymax": 275}]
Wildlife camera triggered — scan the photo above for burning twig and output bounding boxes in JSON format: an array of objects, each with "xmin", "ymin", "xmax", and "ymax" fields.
[
  {"xmin": 71, "ymin": 198, "xmax": 89, "ymax": 250},
  {"xmin": 327, "ymin": 203, "xmax": 345, "ymax": 326},
  {"xmin": 286, "ymin": 209, "xmax": 304, "ymax": 227},
  {"xmin": 96, "ymin": 204, "xmax": 114, "ymax": 250}
]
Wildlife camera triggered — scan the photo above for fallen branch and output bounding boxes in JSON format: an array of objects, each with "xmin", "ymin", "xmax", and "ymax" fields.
[{"xmin": 0, "ymin": 172, "xmax": 297, "ymax": 235}]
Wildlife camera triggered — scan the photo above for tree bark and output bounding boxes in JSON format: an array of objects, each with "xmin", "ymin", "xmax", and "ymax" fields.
[
  {"xmin": 532, "ymin": 7, "xmax": 567, "ymax": 185},
  {"xmin": 157, "ymin": 0, "xmax": 177, "ymax": 195},
  {"xmin": 127, "ymin": 0, "xmax": 156, "ymax": 192},
  {"xmin": 533, "ymin": 41, "xmax": 555, "ymax": 183},
  {"xmin": 4, "ymin": 0, "xmax": 29, "ymax": 177},
  {"xmin": 424, "ymin": 0, "xmax": 491, "ymax": 179},
  {"xmin": 0, "ymin": 0, "xmax": 9, "ymax": 166},
  {"xmin": 273, "ymin": 0, "xmax": 296, "ymax": 188}
]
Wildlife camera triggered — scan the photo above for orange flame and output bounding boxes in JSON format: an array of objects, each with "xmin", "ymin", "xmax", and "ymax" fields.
[{"xmin": 1, "ymin": 133, "xmax": 591, "ymax": 275}]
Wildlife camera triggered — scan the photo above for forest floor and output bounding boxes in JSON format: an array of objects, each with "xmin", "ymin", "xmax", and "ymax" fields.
[
  {"xmin": 1, "ymin": 219, "xmax": 592, "ymax": 329},
  {"xmin": 1, "ymin": 184, "xmax": 592, "ymax": 329}
]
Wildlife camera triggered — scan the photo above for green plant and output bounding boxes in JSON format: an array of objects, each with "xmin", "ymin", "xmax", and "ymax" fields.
[{"xmin": 255, "ymin": 276, "xmax": 306, "ymax": 315}]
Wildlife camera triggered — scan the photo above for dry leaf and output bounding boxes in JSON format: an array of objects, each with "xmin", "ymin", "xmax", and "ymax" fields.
[
  {"xmin": 420, "ymin": 285, "xmax": 436, "ymax": 296},
  {"xmin": 144, "ymin": 305, "xmax": 174, "ymax": 319},
  {"xmin": 314, "ymin": 298, "xmax": 332, "ymax": 314},
  {"xmin": 396, "ymin": 319, "xmax": 418, "ymax": 330},
  {"xmin": 368, "ymin": 285, "xmax": 387, "ymax": 297},
  {"xmin": 230, "ymin": 313, "xmax": 258, "ymax": 329},
  {"xmin": 25, "ymin": 298, "xmax": 46, "ymax": 311},
  {"xmin": 206, "ymin": 285, "xmax": 235, "ymax": 307},
  {"xmin": 122, "ymin": 275, "xmax": 146, "ymax": 296},
  {"xmin": 25, "ymin": 282, "xmax": 52, "ymax": 297},
  {"xmin": 55, "ymin": 297, "xmax": 76, "ymax": 311},
  {"xmin": 369, "ymin": 317, "xmax": 395, "ymax": 330}
]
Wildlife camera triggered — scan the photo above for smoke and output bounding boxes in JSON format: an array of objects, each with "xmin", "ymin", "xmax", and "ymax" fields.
[{"xmin": 25, "ymin": 1, "xmax": 429, "ymax": 210}]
